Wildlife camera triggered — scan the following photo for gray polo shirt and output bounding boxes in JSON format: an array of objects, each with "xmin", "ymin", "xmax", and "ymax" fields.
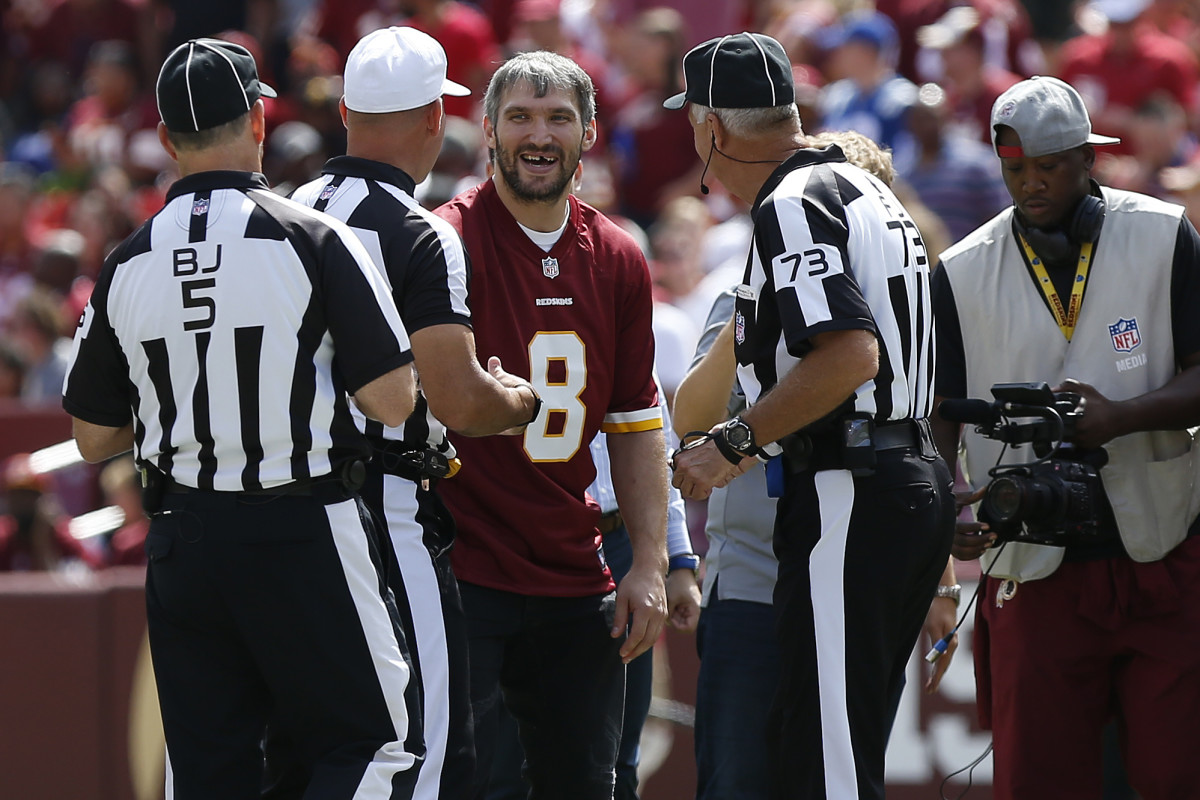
[{"xmin": 694, "ymin": 289, "xmax": 778, "ymax": 607}]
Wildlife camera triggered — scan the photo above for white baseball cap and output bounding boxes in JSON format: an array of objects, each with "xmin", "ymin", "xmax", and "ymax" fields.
[{"xmin": 343, "ymin": 27, "xmax": 470, "ymax": 113}]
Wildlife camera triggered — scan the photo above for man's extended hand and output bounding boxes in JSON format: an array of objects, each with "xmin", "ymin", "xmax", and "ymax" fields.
[
  {"xmin": 670, "ymin": 437, "xmax": 754, "ymax": 500},
  {"xmin": 487, "ymin": 355, "xmax": 537, "ymax": 435},
  {"xmin": 1055, "ymin": 378, "xmax": 1125, "ymax": 449},
  {"xmin": 665, "ymin": 568, "xmax": 701, "ymax": 632},
  {"xmin": 612, "ymin": 562, "xmax": 668, "ymax": 664}
]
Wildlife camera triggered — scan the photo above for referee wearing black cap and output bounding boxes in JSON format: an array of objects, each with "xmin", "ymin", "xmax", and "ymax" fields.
[
  {"xmin": 667, "ymin": 33, "xmax": 956, "ymax": 799},
  {"xmin": 63, "ymin": 39, "xmax": 425, "ymax": 799}
]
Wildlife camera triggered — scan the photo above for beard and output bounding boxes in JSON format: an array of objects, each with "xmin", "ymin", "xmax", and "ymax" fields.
[{"xmin": 494, "ymin": 142, "xmax": 579, "ymax": 203}]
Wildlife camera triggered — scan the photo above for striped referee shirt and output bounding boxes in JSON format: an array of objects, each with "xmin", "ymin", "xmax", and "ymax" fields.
[
  {"xmin": 290, "ymin": 157, "xmax": 470, "ymax": 456},
  {"xmin": 733, "ymin": 145, "xmax": 935, "ymax": 425},
  {"xmin": 63, "ymin": 171, "xmax": 413, "ymax": 490}
]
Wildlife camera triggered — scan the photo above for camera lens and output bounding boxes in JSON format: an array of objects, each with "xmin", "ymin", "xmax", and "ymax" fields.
[{"xmin": 986, "ymin": 476, "xmax": 1024, "ymax": 523}]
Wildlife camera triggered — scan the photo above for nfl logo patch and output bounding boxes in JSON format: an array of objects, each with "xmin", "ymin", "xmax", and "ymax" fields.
[
  {"xmin": 542, "ymin": 256, "xmax": 560, "ymax": 279},
  {"xmin": 191, "ymin": 198, "xmax": 209, "ymax": 216},
  {"xmin": 734, "ymin": 310, "xmax": 746, "ymax": 345},
  {"xmin": 318, "ymin": 183, "xmax": 337, "ymax": 201},
  {"xmin": 1109, "ymin": 317, "xmax": 1141, "ymax": 353}
]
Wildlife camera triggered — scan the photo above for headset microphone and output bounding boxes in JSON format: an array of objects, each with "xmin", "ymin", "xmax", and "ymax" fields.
[
  {"xmin": 698, "ymin": 136, "xmax": 789, "ymax": 196},
  {"xmin": 699, "ymin": 135, "xmax": 716, "ymax": 195}
]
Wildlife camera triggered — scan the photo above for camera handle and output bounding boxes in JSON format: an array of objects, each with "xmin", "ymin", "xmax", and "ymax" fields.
[{"xmin": 987, "ymin": 402, "xmax": 1067, "ymax": 467}]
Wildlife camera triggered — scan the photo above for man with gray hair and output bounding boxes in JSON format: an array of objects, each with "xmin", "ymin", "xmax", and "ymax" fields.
[
  {"xmin": 434, "ymin": 51, "xmax": 670, "ymax": 799},
  {"xmin": 667, "ymin": 32, "xmax": 955, "ymax": 800}
]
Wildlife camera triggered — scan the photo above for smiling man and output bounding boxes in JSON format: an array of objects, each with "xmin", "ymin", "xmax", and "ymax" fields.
[
  {"xmin": 434, "ymin": 51, "xmax": 669, "ymax": 800},
  {"xmin": 931, "ymin": 75, "xmax": 1200, "ymax": 799}
]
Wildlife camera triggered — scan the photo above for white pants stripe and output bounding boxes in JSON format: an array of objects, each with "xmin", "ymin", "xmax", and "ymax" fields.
[
  {"xmin": 809, "ymin": 470, "xmax": 857, "ymax": 798},
  {"xmin": 326, "ymin": 498, "xmax": 419, "ymax": 798},
  {"xmin": 382, "ymin": 474, "xmax": 452, "ymax": 800}
]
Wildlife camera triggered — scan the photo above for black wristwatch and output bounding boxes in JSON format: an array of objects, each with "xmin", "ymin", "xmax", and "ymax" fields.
[{"xmin": 713, "ymin": 416, "xmax": 760, "ymax": 464}]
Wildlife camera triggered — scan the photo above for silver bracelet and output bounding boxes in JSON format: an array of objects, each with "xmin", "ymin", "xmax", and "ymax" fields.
[{"xmin": 935, "ymin": 583, "xmax": 962, "ymax": 608}]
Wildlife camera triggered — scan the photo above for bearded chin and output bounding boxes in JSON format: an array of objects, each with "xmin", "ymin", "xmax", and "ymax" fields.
[{"xmin": 498, "ymin": 149, "xmax": 577, "ymax": 202}]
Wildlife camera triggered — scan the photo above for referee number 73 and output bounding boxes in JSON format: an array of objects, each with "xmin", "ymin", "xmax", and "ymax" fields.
[{"xmin": 777, "ymin": 248, "xmax": 838, "ymax": 282}]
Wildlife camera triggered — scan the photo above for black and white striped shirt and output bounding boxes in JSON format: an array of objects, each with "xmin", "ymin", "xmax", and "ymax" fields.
[
  {"xmin": 291, "ymin": 157, "xmax": 471, "ymax": 456},
  {"xmin": 734, "ymin": 145, "xmax": 935, "ymax": 425},
  {"xmin": 63, "ymin": 171, "xmax": 413, "ymax": 490}
]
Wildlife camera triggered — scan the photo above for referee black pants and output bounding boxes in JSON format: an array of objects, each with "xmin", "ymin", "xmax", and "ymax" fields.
[
  {"xmin": 145, "ymin": 490, "xmax": 423, "ymax": 800},
  {"xmin": 262, "ymin": 469, "xmax": 472, "ymax": 800},
  {"xmin": 768, "ymin": 435, "xmax": 955, "ymax": 800}
]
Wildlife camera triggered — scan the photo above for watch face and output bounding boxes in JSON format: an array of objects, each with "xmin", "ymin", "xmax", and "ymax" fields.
[{"xmin": 726, "ymin": 422, "xmax": 752, "ymax": 451}]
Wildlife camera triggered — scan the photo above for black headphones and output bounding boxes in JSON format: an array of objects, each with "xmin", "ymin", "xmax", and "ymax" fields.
[{"xmin": 1015, "ymin": 193, "xmax": 1105, "ymax": 264}]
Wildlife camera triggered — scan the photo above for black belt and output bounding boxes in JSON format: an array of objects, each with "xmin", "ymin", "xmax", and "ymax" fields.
[
  {"xmin": 873, "ymin": 420, "xmax": 923, "ymax": 450},
  {"xmin": 164, "ymin": 476, "xmax": 319, "ymax": 496},
  {"xmin": 159, "ymin": 460, "xmax": 365, "ymax": 502},
  {"xmin": 781, "ymin": 418, "xmax": 930, "ymax": 474},
  {"xmin": 597, "ymin": 511, "xmax": 624, "ymax": 536}
]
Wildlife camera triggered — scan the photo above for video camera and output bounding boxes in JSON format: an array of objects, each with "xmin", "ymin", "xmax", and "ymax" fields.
[{"xmin": 939, "ymin": 382, "xmax": 1108, "ymax": 547}]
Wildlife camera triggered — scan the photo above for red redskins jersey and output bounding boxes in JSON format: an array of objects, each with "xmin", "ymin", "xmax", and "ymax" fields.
[{"xmin": 435, "ymin": 180, "xmax": 661, "ymax": 596}]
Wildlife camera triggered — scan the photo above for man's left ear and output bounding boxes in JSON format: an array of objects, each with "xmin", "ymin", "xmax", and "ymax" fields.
[{"xmin": 582, "ymin": 119, "xmax": 598, "ymax": 152}]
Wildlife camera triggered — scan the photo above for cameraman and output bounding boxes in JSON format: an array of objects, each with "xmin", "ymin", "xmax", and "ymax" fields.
[{"xmin": 931, "ymin": 76, "xmax": 1200, "ymax": 800}]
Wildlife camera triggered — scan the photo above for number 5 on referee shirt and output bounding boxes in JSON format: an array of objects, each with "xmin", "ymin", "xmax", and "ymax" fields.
[
  {"xmin": 173, "ymin": 245, "xmax": 221, "ymax": 331},
  {"xmin": 525, "ymin": 332, "xmax": 586, "ymax": 462}
]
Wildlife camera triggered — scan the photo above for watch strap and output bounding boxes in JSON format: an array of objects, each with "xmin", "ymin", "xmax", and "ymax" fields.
[
  {"xmin": 520, "ymin": 384, "xmax": 543, "ymax": 427},
  {"xmin": 668, "ymin": 553, "xmax": 701, "ymax": 576},
  {"xmin": 711, "ymin": 428, "xmax": 746, "ymax": 465}
]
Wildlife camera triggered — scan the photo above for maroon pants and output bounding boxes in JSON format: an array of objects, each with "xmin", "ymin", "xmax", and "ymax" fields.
[{"xmin": 974, "ymin": 535, "xmax": 1200, "ymax": 800}]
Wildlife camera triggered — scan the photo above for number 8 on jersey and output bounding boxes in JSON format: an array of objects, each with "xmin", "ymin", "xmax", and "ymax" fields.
[{"xmin": 525, "ymin": 332, "xmax": 587, "ymax": 462}]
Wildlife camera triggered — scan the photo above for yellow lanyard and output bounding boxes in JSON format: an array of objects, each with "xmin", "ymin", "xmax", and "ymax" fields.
[{"xmin": 1017, "ymin": 233, "xmax": 1094, "ymax": 341}]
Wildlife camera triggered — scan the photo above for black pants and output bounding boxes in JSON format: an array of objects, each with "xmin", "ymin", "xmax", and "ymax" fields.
[
  {"xmin": 459, "ymin": 582, "xmax": 625, "ymax": 800},
  {"xmin": 485, "ymin": 525, "xmax": 647, "ymax": 800},
  {"xmin": 146, "ymin": 490, "xmax": 422, "ymax": 800},
  {"xmin": 768, "ymin": 437, "xmax": 955, "ymax": 800}
]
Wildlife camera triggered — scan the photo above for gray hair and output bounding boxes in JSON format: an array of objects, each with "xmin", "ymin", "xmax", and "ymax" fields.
[
  {"xmin": 688, "ymin": 102, "xmax": 799, "ymax": 138},
  {"xmin": 484, "ymin": 51, "xmax": 596, "ymax": 129}
]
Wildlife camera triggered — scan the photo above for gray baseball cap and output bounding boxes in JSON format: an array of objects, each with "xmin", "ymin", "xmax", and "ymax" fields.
[{"xmin": 989, "ymin": 76, "xmax": 1120, "ymax": 159}]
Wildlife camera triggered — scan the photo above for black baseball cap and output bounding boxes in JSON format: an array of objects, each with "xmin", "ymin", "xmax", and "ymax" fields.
[
  {"xmin": 156, "ymin": 39, "xmax": 277, "ymax": 133},
  {"xmin": 663, "ymin": 32, "xmax": 794, "ymax": 111}
]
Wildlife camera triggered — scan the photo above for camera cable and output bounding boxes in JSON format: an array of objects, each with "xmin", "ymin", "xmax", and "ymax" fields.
[
  {"xmin": 928, "ymin": 539, "xmax": 1010, "ymax": 799},
  {"xmin": 925, "ymin": 538, "xmax": 1008, "ymax": 665},
  {"xmin": 939, "ymin": 741, "xmax": 994, "ymax": 800}
]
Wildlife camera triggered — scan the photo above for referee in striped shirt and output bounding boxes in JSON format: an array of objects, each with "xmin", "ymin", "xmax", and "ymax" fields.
[
  {"xmin": 63, "ymin": 39, "xmax": 424, "ymax": 799},
  {"xmin": 290, "ymin": 27, "xmax": 540, "ymax": 800},
  {"xmin": 667, "ymin": 34, "xmax": 955, "ymax": 799}
]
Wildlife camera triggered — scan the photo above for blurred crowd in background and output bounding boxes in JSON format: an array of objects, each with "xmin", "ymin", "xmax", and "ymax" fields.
[{"xmin": 2, "ymin": 0, "xmax": 1200, "ymax": 571}]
